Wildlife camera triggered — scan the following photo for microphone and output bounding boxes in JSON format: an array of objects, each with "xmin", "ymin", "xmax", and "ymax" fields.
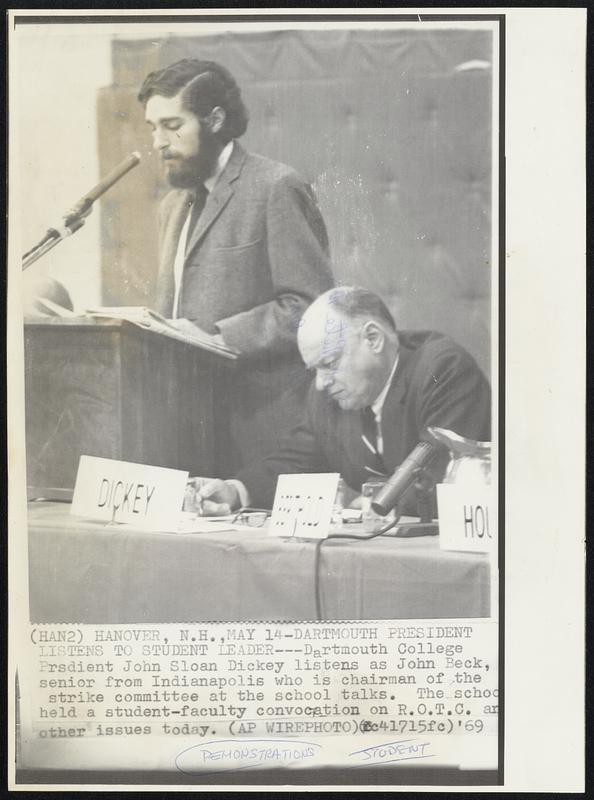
[
  {"xmin": 23, "ymin": 152, "xmax": 142, "ymax": 269},
  {"xmin": 371, "ymin": 441, "xmax": 439, "ymax": 516},
  {"xmin": 61, "ymin": 151, "xmax": 141, "ymax": 230}
]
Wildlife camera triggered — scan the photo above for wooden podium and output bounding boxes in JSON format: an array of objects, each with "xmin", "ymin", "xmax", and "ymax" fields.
[{"xmin": 24, "ymin": 318, "xmax": 236, "ymax": 500}]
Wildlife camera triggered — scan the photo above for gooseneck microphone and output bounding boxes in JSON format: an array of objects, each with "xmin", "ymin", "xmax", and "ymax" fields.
[
  {"xmin": 22, "ymin": 152, "xmax": 141, "ymax": 270},
  {"xmin": 371, "ymin": 441, "xmax": 438, "ymax": 516}
]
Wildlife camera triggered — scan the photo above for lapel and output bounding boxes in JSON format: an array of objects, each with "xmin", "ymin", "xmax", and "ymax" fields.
[
  {"xmin": 155, "ymin": 190, "xmax": 192, "ymax": 316},
  {"xmin": 184, "ymin": 141, "xmax": 247, "ymax": 262},
  {"xmin": 379, "ymin": 344, "xmax": 414, "ymax": 472}
]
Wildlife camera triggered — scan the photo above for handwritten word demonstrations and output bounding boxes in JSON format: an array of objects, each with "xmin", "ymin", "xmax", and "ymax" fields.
[{"xmin": 27, "ymin": 622, "xmax": 497, "ymax": 751}]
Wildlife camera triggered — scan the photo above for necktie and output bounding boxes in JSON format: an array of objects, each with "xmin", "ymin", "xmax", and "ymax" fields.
[
  {"xmin": 361, "ymin": 406, "xmax": 387, "ymax": 478},
  {"xmin": 184, "ymin": 183, "xmax": 208, "ymax": 255}
]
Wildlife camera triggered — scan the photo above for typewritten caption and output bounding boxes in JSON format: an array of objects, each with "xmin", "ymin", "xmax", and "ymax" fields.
[{"xmin": 20, "ymin": 621, "xmax": 498, "ymax": 772}]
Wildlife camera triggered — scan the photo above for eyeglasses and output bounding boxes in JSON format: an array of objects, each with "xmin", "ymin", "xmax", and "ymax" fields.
[{"xmin": 232, "ymin": 508, "xmax": 270, "ymax": 528}]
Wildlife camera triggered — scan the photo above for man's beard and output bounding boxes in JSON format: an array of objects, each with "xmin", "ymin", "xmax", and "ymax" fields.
[{"xmin": 164, "ymin": 131, "xmax": 221, "ymax": 188}]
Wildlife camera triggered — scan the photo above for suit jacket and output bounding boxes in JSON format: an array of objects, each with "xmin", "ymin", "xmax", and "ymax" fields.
[
  {"xmin": 156, "ymin": 141, "xmax": 332, "ymax": 359},
  {"xmin": 238, "ymin": 331, "xmax": 491, "ymax": 515},
  {"xmin": 156, "ymin": 142, "xmax": 334, "ymax": 470}
]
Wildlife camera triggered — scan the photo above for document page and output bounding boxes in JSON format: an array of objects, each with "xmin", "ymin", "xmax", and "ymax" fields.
[{"xmin": 8, "ymin": 8, "xmax": 585, "ymax": 792}]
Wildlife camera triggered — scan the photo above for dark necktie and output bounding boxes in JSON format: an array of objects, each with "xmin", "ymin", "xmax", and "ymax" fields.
[
  {"xmin": 184, "ymin": 183, "xmax": 208, "ymax": 255},
  {"xmin": 361, "ymin": 406, "xmax": 387, "ymax": 478}
]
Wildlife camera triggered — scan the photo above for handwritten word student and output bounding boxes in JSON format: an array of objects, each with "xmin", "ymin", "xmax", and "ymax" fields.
[
  {"xmin": 139, "ymin": 59, "xmax": 333, "ymax": 468},
  {"xmin": 186, "ymin": 286, "xmax": 491, "ymax": 517}
]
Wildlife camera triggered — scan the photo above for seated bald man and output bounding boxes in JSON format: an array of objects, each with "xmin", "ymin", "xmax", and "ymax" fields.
[
  {"xmin": 23, "ymin": 276, "xmax": 74, "ymax": 316},
  {"xmin": 186, "ymin": 286, "xmax": 491, "ymax": 517}
]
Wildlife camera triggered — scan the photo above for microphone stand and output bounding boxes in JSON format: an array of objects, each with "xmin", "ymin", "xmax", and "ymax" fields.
[
  {"xmin": 21, "ymin": 152, "xmax": 140, "ymax": 271},
  {"xmin": 22, "ymin": 217, "xmax": 86, "ymax": 271}
]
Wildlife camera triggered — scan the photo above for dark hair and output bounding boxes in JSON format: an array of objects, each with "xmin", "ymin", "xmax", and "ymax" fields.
[
  {"xmin": 138, "ymin": 59, "xmax": 249, "ymax": 142},
  {"xmin": 325, "ymin": 286, "xmax": 397, "ymax": 331}
]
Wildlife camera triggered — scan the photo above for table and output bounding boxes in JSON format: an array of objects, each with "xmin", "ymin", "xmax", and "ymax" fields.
[{"xmin": 27, "ymin": 502, "xmax": 491, "ymax": 622}]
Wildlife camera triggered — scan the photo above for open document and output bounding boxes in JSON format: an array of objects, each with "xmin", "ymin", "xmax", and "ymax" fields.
[{"xmin": 86, "ymin": 307, "xmax": 238, "ymax": 359}]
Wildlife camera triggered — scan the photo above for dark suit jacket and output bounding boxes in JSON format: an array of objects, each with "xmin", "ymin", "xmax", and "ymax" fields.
[
  {"xmin": 156, "ymin": 142, "xmax": 333, "ymax": 470},
  {"xmin": 238, "ymin": 331, "xmax": 491, "ymax": 515}
]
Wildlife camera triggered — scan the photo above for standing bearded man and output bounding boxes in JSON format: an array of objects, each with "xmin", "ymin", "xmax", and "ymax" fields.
[{"xmin": 139, "ymin": 59, "xmax": 333, "ymax": 469}]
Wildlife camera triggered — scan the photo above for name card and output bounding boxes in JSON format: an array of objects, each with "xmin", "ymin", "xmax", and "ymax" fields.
[
  {"xmin": 437, "ymin": 483, "xmax": 497, "ymax": 554},
  {"xmin": 268, "ymin": 473, "xmax": 340, "ymax": 540},
  {"xmin": 71, "ymin": 455, "xmax": 189, "ymax": 530}
]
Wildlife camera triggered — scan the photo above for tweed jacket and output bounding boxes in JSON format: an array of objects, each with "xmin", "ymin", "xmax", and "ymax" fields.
[
  {"xmin": 155, "ymin": 141, "xmax": 333, "ymax": 469},
  {"xmin": 156, "ymin": 141, "xmax": 333, "ymax": 362}
]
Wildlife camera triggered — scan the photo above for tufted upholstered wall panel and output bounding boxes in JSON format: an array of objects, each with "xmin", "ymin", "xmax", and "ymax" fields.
[{"xmin": 99, "ymin": 28, "xmax": 493, "ymax": 375}]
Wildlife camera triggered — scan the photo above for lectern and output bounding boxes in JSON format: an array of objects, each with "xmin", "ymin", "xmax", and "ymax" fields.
[{"xmin": 24, "ymin": 318, "xmax": 235, "ymax": 500}]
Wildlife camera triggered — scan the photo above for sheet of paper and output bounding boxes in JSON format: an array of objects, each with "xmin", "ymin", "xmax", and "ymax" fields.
[
  {"xmin": 176, "ymin": 512, "xmax": 241, "ymax": 534},
  {"xmin": 7, "ymin": 8, "xmax": 585, "ymax": 794}
]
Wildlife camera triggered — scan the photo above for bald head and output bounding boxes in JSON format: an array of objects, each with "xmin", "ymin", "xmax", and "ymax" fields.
[
  {"xmin": 23, "ymin": 276, "xmax": 74, "ymax": 316},
  {"xmin": 298, "ymin": 287, "xmax": 399, "ymax": 411}
]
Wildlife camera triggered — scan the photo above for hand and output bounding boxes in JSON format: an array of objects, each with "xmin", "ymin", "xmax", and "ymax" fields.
[
  {"xmin": 346, "ymin": 492, "xmax": 363, "ymax": 510},
  {"xmin": 184, "ymin": 477, "xmax": 240, "ymax": 516}
]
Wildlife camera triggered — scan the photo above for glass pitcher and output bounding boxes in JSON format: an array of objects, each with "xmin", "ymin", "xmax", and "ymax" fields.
[{"xmin": 427, "ymin": 426, "xmax": 491, "ymax": 487}]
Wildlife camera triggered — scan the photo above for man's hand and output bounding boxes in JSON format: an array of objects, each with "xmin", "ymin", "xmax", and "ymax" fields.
[
  {"xmin": 347, "ymin": 494, "xmax": 363, "ymax": 510},
  {"xmin": 184, "ymin": 477, "xmax": 240, "ymax": 516}
]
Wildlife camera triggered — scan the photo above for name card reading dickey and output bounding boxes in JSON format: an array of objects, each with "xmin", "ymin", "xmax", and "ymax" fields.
[{"xmin": 71, "ymin": 455, "xmax": 189, "ymax": 530}]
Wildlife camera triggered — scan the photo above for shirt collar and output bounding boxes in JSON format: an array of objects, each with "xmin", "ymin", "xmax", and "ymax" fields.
[
  {"xmin": 203, "ymin": 140, "xmax": 234, "ymax": 193},
  {"xmin": 371, "ymin": 353, "xmax": 400, "ymax": 418}
]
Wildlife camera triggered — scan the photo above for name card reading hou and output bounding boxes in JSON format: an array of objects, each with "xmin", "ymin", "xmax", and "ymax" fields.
[
  {"xmin": 437, "ymin": 483, "xmax": 497, "ymax": 555},
  {"xmin": 71, "ymin": 455, "xmax": 189, "ymax": 530}
]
